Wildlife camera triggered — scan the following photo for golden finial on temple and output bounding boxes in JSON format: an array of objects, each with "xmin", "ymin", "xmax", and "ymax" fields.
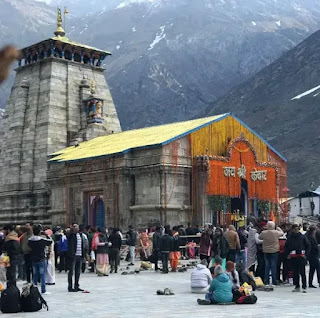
[
  {"xmin": 54, "ymin": 7, "xmax": 66, "ymax": 37},
  {"xmin": 91, "ymin": 80, "xmax": 96, "ymax": 95}
]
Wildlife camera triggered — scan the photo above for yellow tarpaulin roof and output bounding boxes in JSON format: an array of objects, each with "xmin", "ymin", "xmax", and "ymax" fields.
[{"xmin": 49, "ymin": 113, "xmax": 229, "ymax": 163}]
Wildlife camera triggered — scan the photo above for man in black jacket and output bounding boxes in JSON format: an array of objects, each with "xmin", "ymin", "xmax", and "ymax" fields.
[
  {"xmin": 152, "ymin": 226, "xmax": 161, "ymax": 271},
  {"xmin": 2, "ymin": 225, "xmax": 21, "ymax": 288},
  {"xmin": 236, "ymin": 226, "xmax": 248, "ymax": 267},
  {"xmin": 28, "ymin": 224, "xmax": 52, "ymax": 294},
  {"xmin": 285, "ymin": 224, "xmax": 311, "ymax": 293},
  {"xmin": 126, "ymin": 225, "xmax": 137, "ymax": 266},
  {"xmin": 109, "ymin": 228, "xmax": 122, "ymax": 274},
  {"xmin": 306, "ymin": 225, "xmax": 320, "ymax": 288},
  {"xmin": 160, "ymin": 228, "xmax": 172, "ymax": 274},
  {"xmin": 67, "ymin": 223, "xmax": 86, "ymax": 292},
  {"xmin": 212, "ymin": 227, "xmax": 229, "ymax": 263}
]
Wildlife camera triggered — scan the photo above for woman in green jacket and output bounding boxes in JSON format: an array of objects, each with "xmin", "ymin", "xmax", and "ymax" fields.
[{"xmin": 197, "ymin": 265, "xmax": 233, "ymax": 305}]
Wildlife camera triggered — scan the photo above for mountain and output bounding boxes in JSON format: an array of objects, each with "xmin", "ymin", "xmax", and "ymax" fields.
[
  {"xmin": 205, "ymin": 29, "xmax": 320, "ymax": 195},
  {"xmin": 3, "ymin": 0, "xmax": 320, "ymax": 128},
  {"xmin": 0, "ymin": 0, "xmax": 55, "ymax": 108},
  {"xmin": 1, "ymin": 0, "xmax": 320, "ymax": 192},
  {"xmin": 64, "ymin": 0, "xmax": 320, "ymax": 129}
]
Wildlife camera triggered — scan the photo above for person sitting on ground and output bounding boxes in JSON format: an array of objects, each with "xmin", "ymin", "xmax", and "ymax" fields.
[
  {"xmin": 197, "ymin": 265, "xmax": 233, "ymax": 305},
  {"xmin": 190, "ymin": 259, "xmax": 212, "ymax": 293},
  {"xmin": 236, "ymin": 263, "xmax": 256, "ymax": 291},
  {"xmin": 226, "ymin": 261, "xmax": 240, "ymax": 290}
]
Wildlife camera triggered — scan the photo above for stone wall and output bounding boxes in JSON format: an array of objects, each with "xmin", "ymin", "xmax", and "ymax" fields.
[
  {"xmin": 0, "ymin": 57, "xmax": 121, "ymax": 225},
  {"xmin": 47, "ymin": 139, "xmax": 193, "ymax": 230}
]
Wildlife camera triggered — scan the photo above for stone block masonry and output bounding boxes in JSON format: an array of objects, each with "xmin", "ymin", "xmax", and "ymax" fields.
[{"xmin": 0, "ymin": 56, "xmax": 121, "ymax": 225}]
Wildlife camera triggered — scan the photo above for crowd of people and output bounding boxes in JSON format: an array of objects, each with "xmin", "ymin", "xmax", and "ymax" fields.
[
  {"xmin": 192, "ymin": 219, "xmax": 320, "ymax": 304},
  {"xmin": 0, "ymin": 222, "xmax": 201, "ymax": 294},
  {"xmin": 1, "ymin": 219, "xmax": 319, "ymax": 301}
]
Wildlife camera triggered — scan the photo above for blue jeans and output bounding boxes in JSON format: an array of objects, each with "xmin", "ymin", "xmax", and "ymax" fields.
[
  {"xmin": 236, "ymin": 250, "xmax": 247, "ymax": 268},
  {"xmin": 264, "ymin": 253, "xmax": 278, "ymax": 285},
  {"xmin": 205, "ymin": 292, "xmax": 216, "ymax": 304},
  {"xmin": 33, "ymin": 260, "xmax": 47, "ymax": 293}
]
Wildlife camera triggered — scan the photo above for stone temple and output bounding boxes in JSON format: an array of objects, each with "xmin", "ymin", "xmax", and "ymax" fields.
[
  {"xmin": 0, "ymin": 11, "xmax": 288, "ymax": 229},
  {"xmin": 0, "ymin": 10, "xmax": 121, "ymax": 225}
]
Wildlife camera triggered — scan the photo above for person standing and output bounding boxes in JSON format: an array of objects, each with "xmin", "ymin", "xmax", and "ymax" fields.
[
  {"xmin": 20, "ymin": 222, "xmax": 33, "ymax": 283},
  {"xmin": 2, "ymin": 225, "xmax": 20, "ymax": 288},
  {"xmin": 139, "ymin": 230, "xmax": 151, "ymax": 260},
  {"xmin": 236, "ymin": 226, "xmax": 247, "ymax": 267},
  {"xmin": 224, "ymin": 225, "xmax": 240, "ymax": 263},
  {"xmin": 44, "ymin": 229, "xmax": 55, "ymax": 285},
  {"xmin": 109, "ymin": 228, "xmax": 122, "ymax": 274},
  {"xmin": 212, "ymin": 228, "xmax": 229, "ymax": 269},
  {"xmin": 57, "ymin": 230, "xmax": 68, "ymax": 272},
  {"xmin": 67, "ymin": 223, "xmax": 86, "ymax": 292},
  {"xmin": 53, "ymin": 227, "xmax": 62, "ymax": 271},
  {"xmin": 160, "ymin": 228, "xmax": 172, "ymax": 274},
  {"xmin": 170, "ymin": 227, "xmax": 181, "ymax": 272},
  {"xmin": 255, "ymin": 226, "xmax": 265, "ymax": 281},
  {"xmin": 95, "ymin": 228, "xmax": 109, "ymax": 276},
  {"xmin": 186, "ymin": 223, "xmax": 195, "ymax": 243},
  {"xmin": 199, "ymin": 228, "xmax": 213, "ymax": 266},
  {"xmin": 247, "ymin": 226, "xmax": 259, "ymax": 272},
  {"xmin": 15, "ymin": 226, "xmax": 25, "ymax": 281},
  {"xmin": 126, "ymin": 225, "xmax": 137, "ymax": 266},
  {"xmin": 259, "ymin": 221, "xmax": 283, "ymax": 285},
  {"xmin": 152, "ymin": 226, "xmax": 161, "ymax": 271},
  {"xmin": 178, "ymin": 225, "xmax": 187, "ymax": 259},
  {"xmin": 306, "ymin": 225, "xmax": 320, "ymax": 288},
  {"xmin": 285, "ymin": 224, "xmax": 310, "ymax": 293},
  {"xmin": 277, "ymin": 229, "xmax": 288, "ymax": 284},
  {"xmin": 79, "ymin": 225, "xmax": 89, "ymax": 273},
  {"xmin": 28, "ymin": 225, "xmax": 52, "ymax": 294}
]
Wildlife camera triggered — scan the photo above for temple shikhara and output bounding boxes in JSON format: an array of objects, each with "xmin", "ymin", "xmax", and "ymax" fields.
[{"xmin": 0, "ymin": 9, "xmax": 288, "ymax": 229}]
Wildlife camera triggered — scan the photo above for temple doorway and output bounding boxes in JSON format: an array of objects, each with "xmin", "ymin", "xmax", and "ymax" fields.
[
  {"xmin": 231, "ymin": 180, "xmax": 248, "ymax": 217},
  {"xmin": 87, "ymin": 193, "xmax": 105, "ymax": 228}
]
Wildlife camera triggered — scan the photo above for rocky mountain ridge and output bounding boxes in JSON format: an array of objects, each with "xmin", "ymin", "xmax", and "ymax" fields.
[{"xmin": 206, "ymin": 30, "xmax": 320, "ymax": 194}]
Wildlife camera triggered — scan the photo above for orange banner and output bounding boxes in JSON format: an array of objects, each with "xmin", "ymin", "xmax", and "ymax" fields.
[{"xmin": 206, "ymin": 138, "xmax": 278, "ymax": 202}]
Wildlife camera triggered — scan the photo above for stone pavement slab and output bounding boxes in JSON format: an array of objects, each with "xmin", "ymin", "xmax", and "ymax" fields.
[{"xmin": 10, "ymin": 264, "xmax": 320, "ymax": 318}]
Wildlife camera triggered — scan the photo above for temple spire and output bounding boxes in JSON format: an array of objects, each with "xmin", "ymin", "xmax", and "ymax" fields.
[{"xmin": 54, "ymin": 7, "xmax": 66, "ymax": 37}]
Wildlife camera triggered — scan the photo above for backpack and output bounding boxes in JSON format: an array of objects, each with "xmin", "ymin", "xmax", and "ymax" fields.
[
  {"xmin": 236, "ymin": 294, "xmax": 257, "ymax": 304},
  {"xmin": 1, "ymin": 285, "xmax": 21, "ymax": 313},
  {"xmin": 21, "ymin": 284, "xmax": 48, "ymax": 312}
]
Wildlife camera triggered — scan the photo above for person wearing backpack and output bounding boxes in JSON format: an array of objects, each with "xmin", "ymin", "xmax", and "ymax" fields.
[
  {"xmin": 28, "ymin": 225, "xmax": 52, "ymax": 295},
  {"xmin": 2, "ymin": 225, "xmax": 21, "ymax": 288}
]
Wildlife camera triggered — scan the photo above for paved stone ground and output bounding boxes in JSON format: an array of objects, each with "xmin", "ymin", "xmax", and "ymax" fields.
[{"xmin": 10, "ymin": 262, "xmax": 320, "ymax": 318}]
